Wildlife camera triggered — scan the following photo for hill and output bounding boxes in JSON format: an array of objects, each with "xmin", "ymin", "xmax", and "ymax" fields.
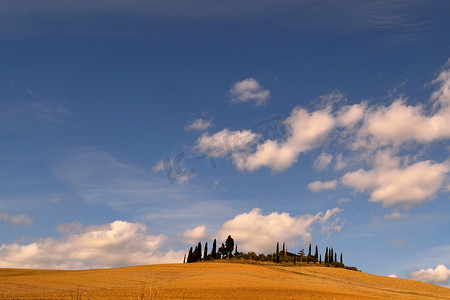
[{"xmin": 1, "ymin": 262, "xmax": 449, "ymax": 299}]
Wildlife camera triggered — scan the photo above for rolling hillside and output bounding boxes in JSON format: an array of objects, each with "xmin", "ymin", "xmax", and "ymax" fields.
[{"xmin": 1, "ymin": 262, "xmax": 449, "ymax": 299}]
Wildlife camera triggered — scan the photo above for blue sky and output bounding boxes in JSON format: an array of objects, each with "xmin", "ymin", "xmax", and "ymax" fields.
[{"xmin": 1, "ymin": 0, "xmax": 450, "ymax": 285}]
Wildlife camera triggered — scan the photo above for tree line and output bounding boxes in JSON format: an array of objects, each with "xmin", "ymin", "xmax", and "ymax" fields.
[
  {"xmin": 183, "ymin": 236, "xmax": 358, "ymax": 271},
  {"xmin": 184, "ymin": 235, "xmax": 236, "ymax": 263}
]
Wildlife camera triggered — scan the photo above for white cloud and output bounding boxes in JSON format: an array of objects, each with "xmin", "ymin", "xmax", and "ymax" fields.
[
  {"xmin": 217, "ymin": 207, "xmax": 343, "ymax": 253},
  {"xmin": 383, "ymin": 211, "xmax": 409, "ymax": 220},
  {"xmin": 230, "ymin": 78, "xmax": 270, "ymax": 106},
  {"xmin": 151, "ymin": 155, "xmax": 195, "ymax": 185},
  {"xmin": 233, "ymin": 107, "xmax": 335, "ymax": 172},
  {"xmin": 308, "ymin": 180, "xmax": 338, "ymax": 192},
  {"xmin": 353, "ymin": 65, "xmax": 450, "ymax": 150},
  {"xmin": 0, "ymin": 220, "xmax": 184, "ymax": 269},
  {"xmin": 315, "ymin": 91, "xmax": 346, "ymax": 109},
  {"xmin": 184, "ymin": 118, "xmax": 213, "ymax": 131},
  {"xmin": 151, "ymin": 160, "xmax": 165, "ymax": 172},
  {"xmin": 194, "ymin": 128, "xmax": 259, "ymax": 158},
  {"xmin": 0, "ymin": 211, "xmax": 33, "ymax": 226},
  {"xmin": 410, "ymin": 265, "xmax": 450, "ymax": 284},
  {"xmin": 314, "ymin": 153, "xmax": 333, "ymax": 171},
  {"xmin": 355, "ymin": 99, "xmax": 450, "ymax": 149},
  {"xmin": 430, "ymin": 59, "xmax": 450, "ymax": 106},
  {"xmin": 341, "ymin": 151, "xmax": 450, "ymax": 207},
  {"xmin": 336, "ymin": 103, "xmax": 365, "ymax": 127},
  {"xmin": 334, "ymin": 153, "xmax": 348, "ymax": 171},
  {"xmin": 388, "ymin": 274, "xmax": 397, "ymax": 278},
  {"xmin": 183, "ymin": 225, "xmax": 209, "ymax": 244}
]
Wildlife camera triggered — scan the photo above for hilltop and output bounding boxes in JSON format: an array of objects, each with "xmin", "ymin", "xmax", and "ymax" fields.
[{"xmin": 1, "ymin": 262, "xmax": 449, "ymax": 299}]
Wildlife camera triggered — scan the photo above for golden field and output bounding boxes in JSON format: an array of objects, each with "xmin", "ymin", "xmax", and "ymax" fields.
[{"xmin": 1, "ymin": 262, "xmax": 449, "ymax": 299}]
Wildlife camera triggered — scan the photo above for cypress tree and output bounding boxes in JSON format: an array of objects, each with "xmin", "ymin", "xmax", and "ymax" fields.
[
  {"xmin": 335, "ymin": 252, "xmax": 337, "ymax": 263},
  {"xmin": 204, "ymin": 242, "xmax": 208, "ymax": 261},
  {"xmin": 199, "ymin": 242, "xmax": 203, "ymax": 261},
  {"xmin": 282, "ymin": 242, "xmax": 285, "ymax": 255},
  {"xmin": 219, "ymin": 243, "xmax": 226, "ymax": 259},
  {"xmin": 276, "ymin": 242, "xmax": 280, "ymax": 263},
  {"xmin": 212, "ymin": 239, "xmax": 217, "ymax": 259},
  {"xmin": 235, "ymin": 245, "xmax": 238, "ymax": 255},
  {"xmin": 325, "ymin": 247, "xmax": 328, "ymax": 263},
  {"xmin": 319, "ymin": 254, "xmax": 322, "ymax": 264},
  {"xmin": 340, "ymin": 253, "xmax": 343, "ymax": 264},
  {"xmin": 308, "ymin": 244, "xmax": 311, "ymax": 258},
  {"xmin": 330, "ymin": 248, "xmax": 333, "ymax": 263},
  {"xmin": 225, "ymin": 235, "xmax": 234, "ymax": 258},
  {"xmin": 187, "ymin": 247, "xmax": 193, "ymax": 263},
  {"xmin": 183, "ymin": 254, "xmax": 186, "ymax": 264},
  {"xmin": 193, "ymin": 245, "xmax": 198, "ymax": 262},
  {"xmin": 314, "ymin": 245, "xmax": 318, "ymax": 264}
]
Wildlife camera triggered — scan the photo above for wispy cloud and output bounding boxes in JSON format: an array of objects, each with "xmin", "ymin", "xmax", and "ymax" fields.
[
  {"xmin": 184, "ymin": 118, "xmax": 213, "ymax": 131},
  {"xmin": 384, "ymin": 211, "xmax": 409, "ymax": 220},
  {"xmin": 53, "ymin": 147, "xmax": 205, "ymax": 212},
  {"xmin": 337, "ymin": 197, "xmax": 351, "ymax": 205},
  {"xmin": 0, "ymin": 211, "xmax": 33, "ymax": 226},
  {"xmin": 0, "ymin": 97, "xmax": 69, "ymax": 131},
  {"xmin": 314, "ymin": 153, "xmax": 333, "ymax": 171}
]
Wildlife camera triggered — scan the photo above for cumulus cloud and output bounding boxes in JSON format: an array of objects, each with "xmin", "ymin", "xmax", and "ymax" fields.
[
  {"xmin": 353, "ymin": 65, "xmax": 450, "ymax": 150},
  {"xmin": 217, "ymin": 207, "xmax": 343, "ymax": 253},
  {"xmin": 308, "ymin": 180, "xmax": 338, "ymax": 192},
  {"xmin": 193, "ymin": 60, "xmax": 450, "ymax": 208},
  {"xmin": 0, "ymin": 220, "xmax": 184, "ymax": 269},
  {"xmin": 184, "ymin": 118, "xmax": 213, "ymax": 131},
  {"xmin": 341, "ymin": 151, "xmax": 449, "ymax": 207},
  {"xmin": 410, "ymin": 265, "xmax": 450, "ymax": 284},
  {"xmin": 388, "ymin": 274, "xmax": 397, "ymax": 278},
  {"xmin": 0, "ymin": 211, "xmax": 33, "ymax": 226},
  {"xmin": 183, "ymin": 225, "xmax": 209, "ymax": 244},
  {"xmin": 233, "ymin": 107, "xmax": 335, "ymax": 172},
  {"xmin": 230, "ymin": 78, "xmax": 270, "ymax": 106},
  {"xmin": 354, "ymin": 99, "xmax": 450, "ymax": 149},
  {"xmin": 314, "ymin": 153, "xmax": 333, "ymax": 171}
]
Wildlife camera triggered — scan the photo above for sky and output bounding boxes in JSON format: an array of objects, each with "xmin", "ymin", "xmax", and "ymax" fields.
[{"xmin": 1, "ymin": 0, "xmax": 450, "ymax": 286}]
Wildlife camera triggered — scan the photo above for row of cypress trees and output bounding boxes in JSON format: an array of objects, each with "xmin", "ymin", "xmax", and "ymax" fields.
[
  {"xmin": 184, "ymin": 235, "xmax": 235, "ymax": 263},
  {"xmin": 273, "ymin": 242, "xmax": 343, "ymax": 266},
  {"xmin": 184, "ymin": 238, "xmax": 345, "ymax": 268}
]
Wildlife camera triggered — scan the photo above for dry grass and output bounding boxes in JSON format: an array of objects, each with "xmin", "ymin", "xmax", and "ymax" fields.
[{"xmin": 0, "ymin": 262, "xmax": 449, "ymax": 299}]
